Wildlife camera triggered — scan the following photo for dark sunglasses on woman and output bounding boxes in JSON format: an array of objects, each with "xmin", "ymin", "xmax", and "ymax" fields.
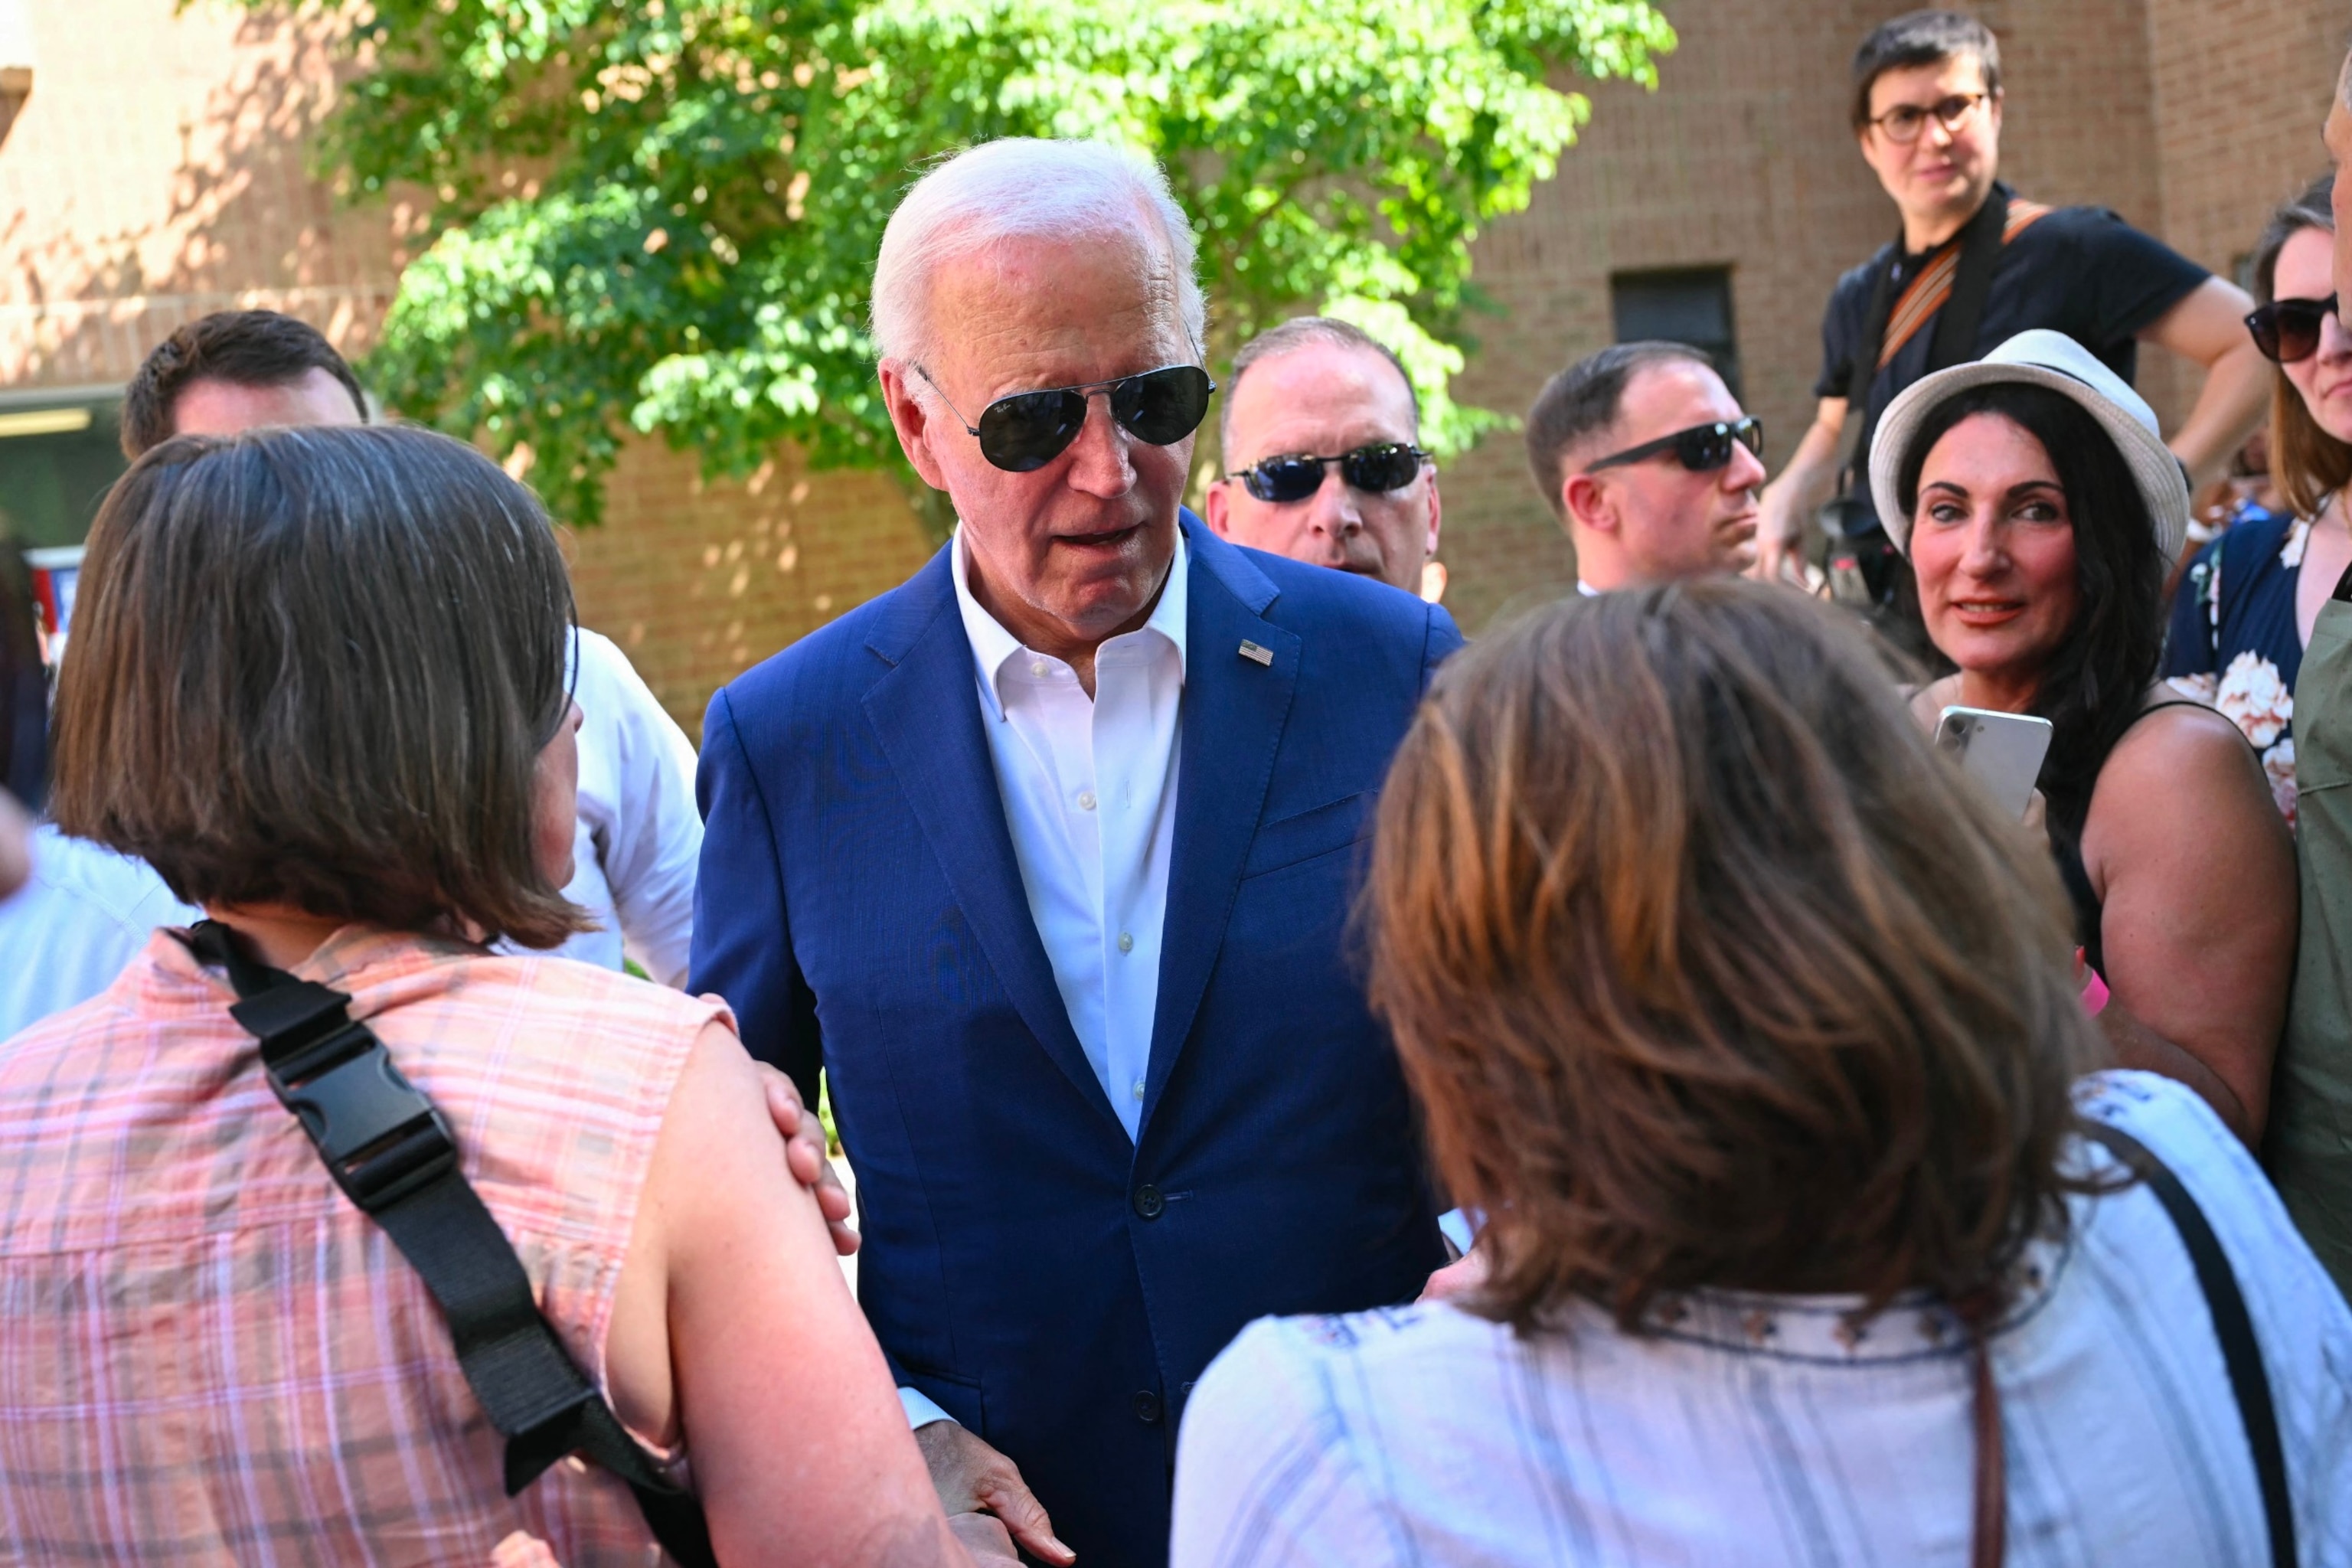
[
  {"xmin": 2246, "ymin": 294, "xmax": 2339, "ymax": 364},
  {"xmin": 1227, "ymin": 442, "xmax": 1432, "ymax": 505},
  {"xmin": 1586, "ymin": 416, "xmax": 1764, "ymax": 475},
  {"xmin": 914, "ymin": 363, "xmax": 1216, "ymax": 472}
]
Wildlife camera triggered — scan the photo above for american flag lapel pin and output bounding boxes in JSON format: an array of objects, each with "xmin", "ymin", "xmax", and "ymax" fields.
[{"xmin": 1237, "ymin": 639, "xmax": 1273, "ymax": 666}]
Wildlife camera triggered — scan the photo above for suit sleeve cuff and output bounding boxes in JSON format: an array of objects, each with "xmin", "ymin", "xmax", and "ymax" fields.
[{"xmin": 900, "ymin": 1386, "xmax": 956, "ymax": 1430}]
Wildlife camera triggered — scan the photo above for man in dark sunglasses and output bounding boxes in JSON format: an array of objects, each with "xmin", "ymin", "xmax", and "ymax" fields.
[
  {"xmin": 1203, "ymin": 316, "xmax": 1442, "ymax": 599},
  {"xmin": 1753, "ymin": 8, "xmax": 2267, "ymax": 592},
  {"xmin": 690, "ymin": 136, "xmax": 1465, "ymax": 1568},
  {"xmin": 1526, "ymin": 341, "xmax": 1764, "ymax": 593}
]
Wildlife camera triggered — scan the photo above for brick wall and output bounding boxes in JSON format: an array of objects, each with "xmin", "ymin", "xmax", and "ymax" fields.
[{"xmin": 5, "ymin": 0, "xmax": 2345, "ymax": 701}]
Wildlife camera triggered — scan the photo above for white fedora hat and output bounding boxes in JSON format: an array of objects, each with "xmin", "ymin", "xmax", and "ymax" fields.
[{"xmin": 1868, "ymin": 328, "xmax": 2189, "ymax": 560}]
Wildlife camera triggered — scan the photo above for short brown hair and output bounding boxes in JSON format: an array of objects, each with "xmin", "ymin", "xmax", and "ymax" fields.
[
  {"xmin": 52, "ymin": 425, "xmax": 585, "ymax": 948},
  {"xmin": 1851, "ymin": 10, "xmax": 2001, "ymax": 130},
  {"xmin": 1365, "ymin": 581, "xmax": 2105, "ymax": 1334},
  {"xmin": 1220, "ymin": 315, "xmax": 1419, "ymax": 452},
  {"xmin": 2249, "ymin": 175, "xmax": 2352, "ymax": 520},
  {"xmin": 120, "ymin": 311, "xmax": 368, "ymax": 459},
  {"xmin": 1523, "ymin": 341, "xmax": 1714, "ymax": 521}
]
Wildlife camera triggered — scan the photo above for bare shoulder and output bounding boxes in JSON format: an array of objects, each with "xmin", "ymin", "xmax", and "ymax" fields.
[
  {"xmin": 2089, "ymin": 688, "xmax": 2283, "ymax": 864},
  {"xmin": 2102, "ymin": 690, "xmax": 2259, "ymax": 790}
]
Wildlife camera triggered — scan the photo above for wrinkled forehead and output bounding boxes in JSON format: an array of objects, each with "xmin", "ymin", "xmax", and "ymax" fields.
[{"xmin": 928, "ymin": 227, "xmax": 1190, "ymax": 396}]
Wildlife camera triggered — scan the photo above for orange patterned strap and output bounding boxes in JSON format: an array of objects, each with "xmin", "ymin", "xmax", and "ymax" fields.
[{"xmin": 1877, "ymin": 200, "xmax": 2055, "ymax": 370}]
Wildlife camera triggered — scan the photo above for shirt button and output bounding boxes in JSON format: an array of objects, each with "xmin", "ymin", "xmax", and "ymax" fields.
[
  {"xmin": 1133, "ymin": 1390, "xmax": 1163, "ymax": 1425},
  {"xmin": 1131, "ymin": 1078, "xmax": 1146, "ymax": 1101},
  {"xmin": 1029, "ymin": 658, "xmax": 1048, "ymax": 677},
  {"xmin": 1132, "ymin": 1184, "xmax": 1165, "ymax": 1220},
  {"xmin": 1076, "ymin": 790, "xmax": 1097, "ymax": 812},
  {"xmin": 1117, "ymin": 931, "xmax": 1134, "ymax": 954}
]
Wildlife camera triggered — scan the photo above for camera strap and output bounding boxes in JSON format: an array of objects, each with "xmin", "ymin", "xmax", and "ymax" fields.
[{"xmin": 181, "ymin": 920, "xmax": 717, "ymax": 1568}]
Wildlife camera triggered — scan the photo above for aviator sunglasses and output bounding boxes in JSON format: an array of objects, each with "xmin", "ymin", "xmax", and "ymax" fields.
[
  {"xmin": 915, "ymin": 363, "xmax": 1216, "ymax": 472},
  {"xmin": 1227, "ymin": 442, "xmax": 1432, "ymax": 504},
  {"xmin": 2246, "ymin": 294, "xmax": 2339, "ymax": 364},
  {"xmin": 1586, "ymin": 416, "xmax": 1764, "ymax": 475}
]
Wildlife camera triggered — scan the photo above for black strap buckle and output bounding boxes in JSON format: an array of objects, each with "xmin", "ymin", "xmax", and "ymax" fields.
[{"xmin": 228, "ymin": 973, "xmax": 458, "ymax": 1213}]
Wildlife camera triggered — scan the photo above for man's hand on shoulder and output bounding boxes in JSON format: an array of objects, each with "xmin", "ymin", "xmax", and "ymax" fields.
[
  {"xmin": 916, "ymin": 1420, "xmax": 1076, "ymax": 1566},
  {"xmin": 755, "ymin": 1063, "xmax": 858, "ymax": 1256}
]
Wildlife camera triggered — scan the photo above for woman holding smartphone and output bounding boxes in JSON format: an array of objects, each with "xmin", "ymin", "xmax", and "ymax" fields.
[
  {"xmin": 2166, "ymin": 175, "xmax": 2352, "ymax": 828},
  {"xmin": 1874, "ymin": 331, "xmax": 2295, "ymax": 1144}
]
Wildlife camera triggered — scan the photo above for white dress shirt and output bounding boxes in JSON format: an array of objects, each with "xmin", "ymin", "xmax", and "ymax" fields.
[
  {"xmin": 0, "ymin": 826, "xmax": 201, "ymax": 1043},
  {"xmin": 536, "ymin": 629, "xmax": 705, "ymax": 985},
  {"xmin": 892, "ymin": 528, "xmax": 1187, "ymax": 1433},
  {"xmin": 950, "ymin": 525, "xmax": 1186, "ymax": 1142}
]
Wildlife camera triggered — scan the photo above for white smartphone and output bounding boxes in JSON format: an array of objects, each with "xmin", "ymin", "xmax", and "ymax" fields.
[{"xmin": 1936, "ymin": 706, "xmax": 2054, "ymax": 821}]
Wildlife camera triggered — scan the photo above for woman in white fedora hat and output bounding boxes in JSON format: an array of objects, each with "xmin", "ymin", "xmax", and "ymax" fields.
[{"xmin": 1873, "ymin": 329, "xmax": 2296, "ymax": 1145}]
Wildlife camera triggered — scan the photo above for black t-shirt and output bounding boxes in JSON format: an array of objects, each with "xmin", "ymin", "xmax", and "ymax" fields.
[{"xmin": 1817, "ymin": 184, "xmax": 2208, "ymax": 529}]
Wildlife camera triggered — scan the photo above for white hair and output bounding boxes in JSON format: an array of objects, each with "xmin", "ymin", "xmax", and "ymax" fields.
[{"xmin": 870, "ymin": 138, "xmax": 1207, "ymax": 369}]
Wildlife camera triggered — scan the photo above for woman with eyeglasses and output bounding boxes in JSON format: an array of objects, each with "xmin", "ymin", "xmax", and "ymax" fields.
[
  {"xmin": 1879, "ymin": 331, "xmax": 2296, "ymax": 1145},
  {"xmin": 2166, "ymin": 176, "xmax": 2352, "ymax": 829}
]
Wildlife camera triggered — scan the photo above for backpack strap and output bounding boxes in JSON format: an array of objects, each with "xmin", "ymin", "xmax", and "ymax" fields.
[
  {"xmin": 2079, "ymin": 1119, "xmax": 2294, "ymax": 1568},
  {"xmin": 183, "ymin": 920, "xmax": 718, "ymax": 1568}
]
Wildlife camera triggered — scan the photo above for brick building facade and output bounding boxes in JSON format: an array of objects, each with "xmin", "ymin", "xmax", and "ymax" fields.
[{"xmin": 2, "ymin": 0, "xmax": 2343, "ymax": 731}]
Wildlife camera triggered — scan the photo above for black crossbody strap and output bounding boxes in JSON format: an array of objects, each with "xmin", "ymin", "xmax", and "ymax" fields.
[
  {"xmin": 1834, "ymin": 235, "xmax": 1902, "ymax": 485},
  {"xmin": 184, "ymin": 921, "xmax": 717, "ymax": 1568},
  {"xmin": 1926, "ymin": 185, "xmax": 2010, "ymax": 374},
  {"xmin": 2081, "ymin": 1119, "xmax": 2295, "ymax": 1568}
]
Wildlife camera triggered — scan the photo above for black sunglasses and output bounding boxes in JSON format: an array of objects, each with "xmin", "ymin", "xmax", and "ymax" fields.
[
  {"xmin": 2246, "ymin": 294, "xmax": 2338, "ymax": 364},
  {"xmin": 1586, "ymin": 416, "xmax": 1764, "ymax": 475},
  {"xmin": 1227, "ymin": 443, "xmax": 1432, "ymax": 504},
  {"xmin": 915, "ymin": 363, "xmax": 1216, "ymax": 472}
]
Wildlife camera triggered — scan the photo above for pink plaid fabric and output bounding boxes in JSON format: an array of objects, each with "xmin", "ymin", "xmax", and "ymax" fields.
[{"xmin": 0, "ymin": 925, "xmax": 731, "ymax": 1565}]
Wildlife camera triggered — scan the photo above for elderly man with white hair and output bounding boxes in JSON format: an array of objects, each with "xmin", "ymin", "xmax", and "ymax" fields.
[{"xmin": 691, "ymin": 139, "xmax": 1464, "ymax": 1567}]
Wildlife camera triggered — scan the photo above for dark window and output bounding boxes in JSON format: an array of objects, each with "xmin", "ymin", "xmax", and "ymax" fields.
[
  {"xmin": 0, "ymin": 397, "xmax": 126, "ymax": 553},
  {"xmin": 1611, "ymin": 268, "xmax": 1740, "ymax": 400}
]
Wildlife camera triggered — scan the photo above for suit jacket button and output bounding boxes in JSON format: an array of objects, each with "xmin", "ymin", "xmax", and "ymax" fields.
[
  {"xmin": 1132, "ymin": 1184, "xmax": 1165, "ymax": 1220},
  {"xmin": 1134, "ymin": 1390, "xmax": 1163, "ymax": 1424}
]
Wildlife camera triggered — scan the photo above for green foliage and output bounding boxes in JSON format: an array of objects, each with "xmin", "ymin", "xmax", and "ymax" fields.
[{"xmin": 285, "ymin": 0, "xmax": 1675, "ymax": 522}]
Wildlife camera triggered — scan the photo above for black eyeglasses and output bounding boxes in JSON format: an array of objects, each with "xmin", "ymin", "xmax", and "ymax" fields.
[
  {"xmin": 2246, "ymin": 294, "xmax": 2339, "ymax": 364},
  {"xmin": 1586, "ymin": 417, "xmax": 1763, "ymax": 475},
  {"xmin": 914, "ymin": 363, "xmax": 1216, "ymax": 472},
  {"xmin": 1227, "ymin": 443, "xmax": 1432, "ymax": 504},
  {"xmin": 1866, "ymin": 92, "xmax": 1988, "ymax": 144}
]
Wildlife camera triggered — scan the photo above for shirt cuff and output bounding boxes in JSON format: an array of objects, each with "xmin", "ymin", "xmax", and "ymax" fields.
[
  {"xmin": 1438, "ymin": 1207, "xmax": 1479, "ymax": 1256},
  {"xmin": 900, "ymin": 1386, "xmax": 956, "ymax": 1430}
]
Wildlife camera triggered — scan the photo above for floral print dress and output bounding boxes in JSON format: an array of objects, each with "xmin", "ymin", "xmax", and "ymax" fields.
[{"xmin": 2165, "ymin": 506, "xmax": 2304, "ymax": 825}]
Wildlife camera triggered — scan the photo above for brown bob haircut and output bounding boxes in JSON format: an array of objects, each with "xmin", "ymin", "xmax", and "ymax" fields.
[
  {"xmin": 51, "ymin": 424, "xmax": 585, "ymax": 949},
  {"xmin": 1365, "ymin": 581, "xmax": 2107, "ymax": 1334},
  {"xmin": 2249, "ymin": 174, "xmax": 2352, "ymax": 520}
]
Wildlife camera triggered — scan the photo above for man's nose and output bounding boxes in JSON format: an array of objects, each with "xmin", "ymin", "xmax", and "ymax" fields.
[
  {"xmin": 1309, "ymin": 464, "xmax": 1363, "ymax": 534},
  {"xmin": 1062, "ymin": 391, "xmax": 1136, "ymax": 495},
  {"xmin": 1923, "ymin": 112, "xmax": 1955, "ymax": 152},
  {"xmin": 1723, "ymin": 438, "xmax": 1767, "ymax": 495}
]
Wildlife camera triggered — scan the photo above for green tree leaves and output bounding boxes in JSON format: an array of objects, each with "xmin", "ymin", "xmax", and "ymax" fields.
[{"xmin": 284, "ymin": 0, "xmax": 1673, "ymax": 522}]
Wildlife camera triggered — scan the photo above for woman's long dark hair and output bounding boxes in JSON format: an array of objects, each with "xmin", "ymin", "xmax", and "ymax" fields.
[{"xmin": 1896, "ymin": 381, "xmax": 2167, "ymax": 847}]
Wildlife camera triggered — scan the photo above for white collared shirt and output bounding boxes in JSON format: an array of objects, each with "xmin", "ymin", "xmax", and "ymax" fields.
[{"xmin": 950, "ymin": 525, "xmax": 1186, "ymax": 1144}]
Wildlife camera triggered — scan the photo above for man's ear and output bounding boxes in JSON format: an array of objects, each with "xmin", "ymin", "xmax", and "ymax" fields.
[
  {"xmin": 1422, "ymin": 471, "xmax": 1442, "ymax": 557},
  {"xmin": 878, "ymin": 360, "xmax": 950, "ymax": 492},
  {"xmin": 1203, "ymin": 476, "xmax": 1236, "ymax": 537},
  {"xmin": 1560, "ymin": 472, "xmax": 1615, "ymax": 537}
]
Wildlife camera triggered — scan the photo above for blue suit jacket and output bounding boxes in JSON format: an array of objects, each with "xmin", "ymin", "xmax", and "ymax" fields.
[{"xmin": 690, "ymin": 518, "xmax": 1460, "ymax": 1568}]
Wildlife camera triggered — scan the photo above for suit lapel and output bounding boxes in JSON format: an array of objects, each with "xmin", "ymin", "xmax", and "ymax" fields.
[
  {"xmin": 1144, "ymin": 526, "xmax": 1298, "ymax": 1122},
  {"xmin": 861, "ymin": 559, "xmax": 1125, "ymax": 1132}
]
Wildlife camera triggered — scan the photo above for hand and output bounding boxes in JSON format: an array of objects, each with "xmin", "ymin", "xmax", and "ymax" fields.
[
  {"xmin": 755, "ymin": 1063, "xmax": 858, "ymax": 1256},
  {"xmin": 947, "ymin": 1511, "xmax": 1020, "ymax": 1565},
  {"xmin": 0, "ymin": 789, "xmax": 30, "ymax": 901},
  {"xmin": 1752, "ymin": 482, "xmax": 1807, "ymax": 585},
  {"xmin": 2021, "ymin": 786, "xmax": 2049, "ymax": 847},
  {"xmin": 916, "ymin": 1420, "xmax": 1076, "ymax": 1566},
  {"xmin": 1419, "ymin": 1244, "xmax": 1489, "ymax": 1302}
]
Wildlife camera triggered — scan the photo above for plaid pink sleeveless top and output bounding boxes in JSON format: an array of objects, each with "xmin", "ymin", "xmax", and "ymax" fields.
[{"xmin": 0, "ymin": 926, "xmax": 732, "ymax": 1565}]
